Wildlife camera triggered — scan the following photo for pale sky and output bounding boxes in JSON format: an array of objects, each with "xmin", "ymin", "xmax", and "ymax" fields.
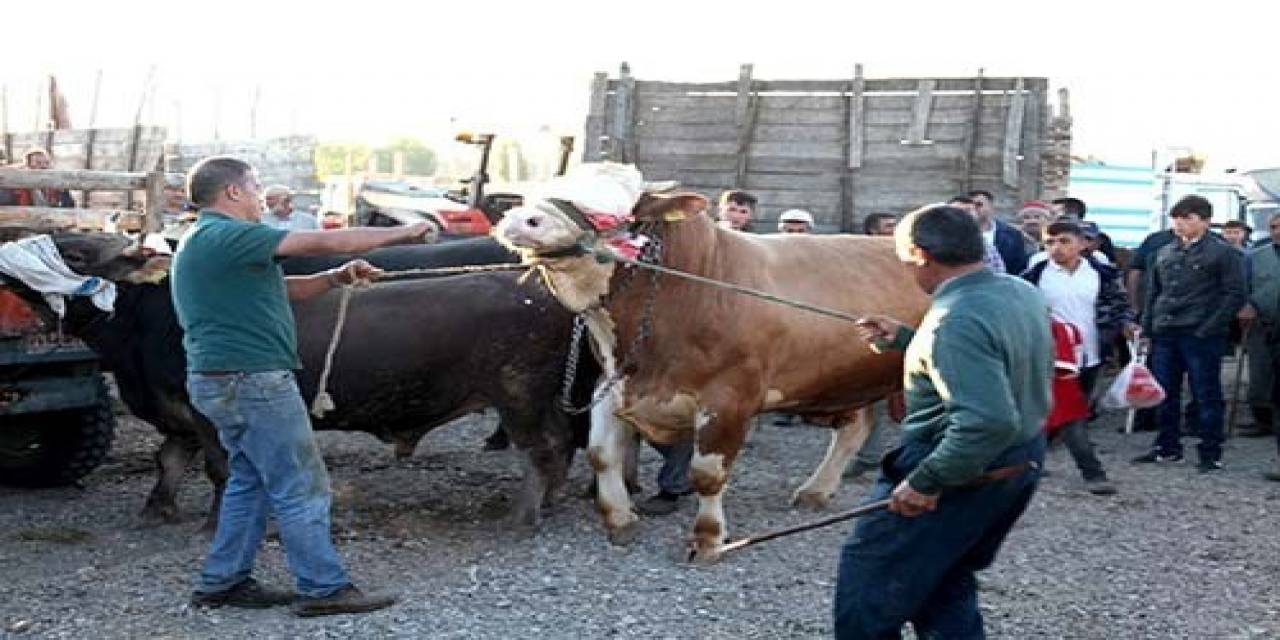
[{"xmin": 4, "ymin": 0, "xmax": 1277, "ymax": 171}]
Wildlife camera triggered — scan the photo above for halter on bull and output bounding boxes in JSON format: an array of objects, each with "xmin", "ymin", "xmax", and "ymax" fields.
[{"xmin": 496, "ymin": 163, "xmax": 929, "ymax": 562}]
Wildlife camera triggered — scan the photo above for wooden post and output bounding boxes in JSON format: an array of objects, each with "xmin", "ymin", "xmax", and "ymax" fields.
[
  {"xmin": 584, "ymin": 72, "xmax": 608, "ymax": 162},
  {"xmin": 143, "ymin": 169, "xmax": 165, "ymax": 232},
  {"xmin": 842, "ymin": 64, "xmax": 866, "ymax": 233},
  {"xmin": 1, "ymin": 84, "xmax": 9, "ymax": 163},
  {"xmin": 609, "ymin": 62, "xmax": 635, "ymax": 162},
  {"xmin": 249, "ymin": 84, "xmax": 261, "ymax": 139},
  {"xmin": 732, "ymin": 64, "xmax": 757, "ymax": 190},
  {"xmin": 126, "ymin": 68, "xmax": 155, "ymax": 210},
  {"xmin": 903, "ymin": 79, "xmax": 936, "ymax": 145},
  {"xmin": 963, "ymin": 69, "xmax": 985, "ymax": 193},
  {"xmin": 82, "ymin": 70, "xmax": 103, "ymax": 206},
  {"xmin": 1002, "ymin": 78, "xmax": 1027, "ymax": 189}
]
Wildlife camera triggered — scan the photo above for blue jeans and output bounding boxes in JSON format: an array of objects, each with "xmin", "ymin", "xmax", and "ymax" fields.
[
  {"xmin": 834, "ymin": 435, "xmax": 1045, "ymax": 640},
  {"xmin": 1150, "ymin": 333, "xmax": 1226, "ymax": 461},
  {"xmin": 187, "ymin": 370, "xmax": 350, "ymax": 598},
  {"xmin": 652, "ymin": 439, "xmax": 693, "ymax": 495}
]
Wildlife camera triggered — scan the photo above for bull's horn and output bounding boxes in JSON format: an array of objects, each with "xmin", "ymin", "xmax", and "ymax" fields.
[{"xmin": 644, "ymin": 180, "xmax": 680, "ymax": 193}]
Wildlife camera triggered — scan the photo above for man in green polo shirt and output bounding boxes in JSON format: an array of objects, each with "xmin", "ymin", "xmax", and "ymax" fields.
[
  {"xmin": 173, "ymin": 156, "xmax": 431, "ymax": 617},
  {"xmin": 833, "ymin": 204, "xmax": 1053, "ymax": 639}
]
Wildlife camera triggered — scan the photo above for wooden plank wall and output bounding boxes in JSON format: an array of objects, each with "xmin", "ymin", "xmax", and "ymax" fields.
[
  {"xmin": 585, "ymin": 65, "xmax": 1065, "ymax": 233},
  {"xmin": 2, "ymin": 126, "xmax": 168, "ymax": 210},
  {"xmin": 167, "ymin": 135, "xmax": 319, "ymax": 192}
]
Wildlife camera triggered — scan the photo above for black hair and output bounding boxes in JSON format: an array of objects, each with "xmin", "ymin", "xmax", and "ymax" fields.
[
  {"xmin": 947, "ymin": 195, "xmax": 975, "ymax": 205},
  {"xmin": 1169, "ymin": 195, "xmax": 1213, "ymax": 220},
  {"xmin": 1044, "ymin": 221, "xmax": 1086, "ymax": 239},
  {"xmin": 1052, "ymin": 197, "xmax": 1088, "ymax": 219},
  {"xmin": 907, "ymin": 205, "xmax": 985, "ymax": 266},
  {"xmin": 718, "ymin": 189, "xmax": 757, "ymax": 210},
  {"xmin": 187, "ymin": 156, "xmax": 253, "ymax": 208},
  {"xmin": 862, "ymin": 212, "xmax": 897, "ymax": 235},
  {"xmin": 967, "ymin": 189, "xmax": 995, "ymax": 203}
]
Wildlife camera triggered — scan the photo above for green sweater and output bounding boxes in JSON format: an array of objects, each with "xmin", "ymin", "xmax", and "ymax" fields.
[{"xmin": 887, "ymin": 269, "xmax": 1053, "ymax": 494}]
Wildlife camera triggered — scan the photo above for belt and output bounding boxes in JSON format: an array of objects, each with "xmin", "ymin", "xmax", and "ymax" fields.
[{"xmin": 962, "ymin": 460, "xmax": 1040, "ymax": 487}]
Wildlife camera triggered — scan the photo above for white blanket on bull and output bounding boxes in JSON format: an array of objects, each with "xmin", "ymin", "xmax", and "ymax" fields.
[{"xmin": 0, "ymin": 235, "xmax": 116, "ymax": 317}]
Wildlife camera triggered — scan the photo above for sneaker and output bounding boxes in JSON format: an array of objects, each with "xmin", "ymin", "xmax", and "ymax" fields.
[
  {"xmin": 1084, "ymin": 478, "xmax": 1117, "ymax": 495},
  {"xmin": 191, "ymin": 578, "xmax": 295, "ymax": 609},
  {"xmin": 634, "ymin": 490, "xmax": 687, "ymax": 516},
  {"xmin": 1236, "ymin": 425, "xmax": 1275, "ymax": 439},
  {"xmin": 292, "ymin": 585, "xmax": 396, "ymax": 618},
  {"xmin": 1196, "ymin": 460, "xmax": 1224, "ymax": 474},
  {"xmin": 1264, "ymin": 463, "xmax": 1280, "ymax": 482},
  {"xmin": 1131, "ymin": 451, "xmax": 1183, "ymax": 464}
]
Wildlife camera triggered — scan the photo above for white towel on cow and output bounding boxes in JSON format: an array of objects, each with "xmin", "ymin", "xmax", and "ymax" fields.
[
  {"xmin": 538, "ymin": 162, "xmax": 647, "ymax": 217},
  {"xmin": 0, "ymin": 235, "xmax": 116, "ymax": 317}
]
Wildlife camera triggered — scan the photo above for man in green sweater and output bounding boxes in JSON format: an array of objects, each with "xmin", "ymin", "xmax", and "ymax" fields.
[{"xmin": 834, "ymin": 204, "xmax": 1053, "ymax": 639}]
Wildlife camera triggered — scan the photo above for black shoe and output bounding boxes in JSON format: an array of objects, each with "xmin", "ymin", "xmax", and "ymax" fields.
[
  {"xmin": 1264, "ymin": 463, "xmax": 1280, "ymax": 482},
  {"xmin": 1131, "ymin": 451, "xmax": 1183, "ymax": 464},
  {"xmin": 1236, "ymin": 425, "xmax": 1275, "ymax": 439},
  {"xmin": 191, "ymin": 578, "xmax": 295, "ymax": 609},
  {"xmin": 1196, "ymin": 460, "xmax": 1223, "ymax": 474},
  {"xmin": 292, "ymin": 585, "xmax": 396, "ymax": 618},
  {"xmin": 1084, "ymin": 478, "xmax": 1117, "ymax": 495},
  {"xmin": 634, "ymin": 490, "xmax": 686, "ymax": 516}
]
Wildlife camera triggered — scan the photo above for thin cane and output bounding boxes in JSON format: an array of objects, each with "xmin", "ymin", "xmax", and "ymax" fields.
[
  {"xmin": 719, "ymin": 499, "xmax": 892, "ymax": 556},
  {"xmin": 1227, "ymin": 323, "xmax": 1252, "ymax": 438}
]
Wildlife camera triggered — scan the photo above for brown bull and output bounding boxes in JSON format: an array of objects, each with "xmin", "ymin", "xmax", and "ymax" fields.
[{"xmin": 496, "ymin": 165, "xmax": 929, "ymax": 561}]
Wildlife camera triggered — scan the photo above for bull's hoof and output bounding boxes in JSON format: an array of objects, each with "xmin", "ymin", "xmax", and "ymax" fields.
[
  {"xmin": 686, "ymin": 539, "xmax": 724, "ymax": 565},
  {"xmin": 138, "ymin": 503, "xmax": 180, "ymax": 527},
  {"xmin": 504, "ymin": 502, "xmax": 541, "ymax": 531},
  {"xmin": 606, "ymin": 519, "xmax": 642, "ymax": 546},
  {"xmin": 791, "ymin": 488, "xmax": 833, "ymax": 510}
]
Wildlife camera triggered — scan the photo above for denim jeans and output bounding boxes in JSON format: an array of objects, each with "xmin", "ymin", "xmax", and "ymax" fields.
[
  {"xmin": 1149, "ymin": 333, "xmax": 1227, "ymax": 461},
  {"xmin": 652, "ymin": 439, "xmax": 693, "ymax": 495},
  {"xmin": 853, "ymin": 403, "xmax": 892, "ymax": 469},
  {"xmin": 833, "ymin": 435, "xmax": 1045, "ymax": 640},
  {"xmin": 187, "ymin": 370, "xmax": 350, "ymax": 598},
  {"xmin": 1057, "ymin": 366, "xmax": 1106, "ymax": 481}
]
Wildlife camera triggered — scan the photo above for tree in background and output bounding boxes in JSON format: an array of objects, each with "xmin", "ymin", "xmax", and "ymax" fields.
[
  {"xmin": 314, "ymin": 142, "xmax": 371, "ymax": 179},
  {"xmin": 373, "ymin": 137, "xmax": 437, "ymax": 176}
]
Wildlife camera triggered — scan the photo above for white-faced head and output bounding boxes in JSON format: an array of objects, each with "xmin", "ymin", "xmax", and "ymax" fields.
[{"xmin": 495, "ymin": 162, "xmax": 647, "ymax": 255}]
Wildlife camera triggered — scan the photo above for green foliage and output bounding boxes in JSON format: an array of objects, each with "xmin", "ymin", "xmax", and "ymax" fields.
[{"xmin": 314, "ymin": 138, "xmax": 438, "ymax": 179}]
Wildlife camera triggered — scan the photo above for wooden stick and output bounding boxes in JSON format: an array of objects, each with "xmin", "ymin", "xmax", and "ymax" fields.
[
  {"xmin": 1227, "ymin": 324, "xmax": 1251, "ymax": 438},
  {"xmin": 720, "ymin": 499, "xmax": 891, "ymax": 556}
]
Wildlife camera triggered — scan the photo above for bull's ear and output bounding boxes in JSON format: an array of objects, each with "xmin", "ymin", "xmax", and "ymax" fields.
[{"xmin": 632, "ymin": 193, "xmax": 709, "ymax": 222}]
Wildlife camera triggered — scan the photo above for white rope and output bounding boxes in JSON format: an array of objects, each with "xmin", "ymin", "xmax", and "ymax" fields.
[{"xmin": 310, "ymin": 283, "xmax": 354, "ymax": 418}]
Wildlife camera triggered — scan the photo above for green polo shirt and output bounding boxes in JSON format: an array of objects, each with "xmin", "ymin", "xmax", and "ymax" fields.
[
  {"xmin": 171, "ymin": 209, "xmax": 298, "ymax": 373},
  {"xmin": 887, "ymin": 269, "xmax": 1053, "ymax": 494}
]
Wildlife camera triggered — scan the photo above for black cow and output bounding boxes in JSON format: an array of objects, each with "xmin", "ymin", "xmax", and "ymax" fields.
[{"xmin": 4, "ymin": 234, "xmax": 596, "ymax": 530}]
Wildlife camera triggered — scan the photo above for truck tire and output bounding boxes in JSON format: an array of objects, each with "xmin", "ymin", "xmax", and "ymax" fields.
[{"xmin": 0, "ymin": 378, "xmax": 116, "ymax": 488}]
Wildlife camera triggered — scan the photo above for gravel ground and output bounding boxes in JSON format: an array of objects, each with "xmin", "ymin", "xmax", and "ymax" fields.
[{"xmin": 2, "ymin": 399, "xmax": 1279, "ymax": 639}]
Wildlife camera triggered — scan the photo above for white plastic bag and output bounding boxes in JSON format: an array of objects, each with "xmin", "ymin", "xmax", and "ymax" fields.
[{"xmin": 1102, "ymin": 337, "xmax": 1167, "ymax": 411}]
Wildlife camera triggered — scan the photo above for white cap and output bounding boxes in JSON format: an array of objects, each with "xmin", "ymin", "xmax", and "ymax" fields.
[{"xmin": 778, "ymin": 209, "xmax": 814, "ymax": 226}]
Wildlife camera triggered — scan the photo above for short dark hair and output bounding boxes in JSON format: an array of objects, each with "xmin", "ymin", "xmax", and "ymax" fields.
[
  {"xmin": 1169, "ymin": 195, "xmax": 1213, "ymax": 220},
  {"xmin": 947, "ymin": 195, "xmax": 975, "ymax": 206},
  {"xmin": 187, "ymin": 156, "xmax": 253, "ymax": 208},
  {"xmin": 1052, "ymin": 197, "xmax": 1088, "ymax": 219},
  {"xmin": 967, "ymin": 190, "xmax": 995, "ymax": 203},
  {"xmin": 862, "ymin": 212, "xmax": 896, "ymax": 235},
  {"xmin": 1223, "ymin": 220, "xmax": 1251, "ymax": 235},
  {"xmin": 719, "ymin": 189, "xmax": 757, "ymax": 210},
  {"xmin": 1044, "ymin": 221, "xmax": 1086, "ymax": 239},
  {"xmin": 906, "ymin": 205, "xmax": 985, "ymax": 266}
]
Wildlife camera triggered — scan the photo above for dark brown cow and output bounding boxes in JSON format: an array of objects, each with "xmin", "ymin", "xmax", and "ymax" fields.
[{"xmin": 496, "ymin": 164, "xmax": 930, "ymax": 561}]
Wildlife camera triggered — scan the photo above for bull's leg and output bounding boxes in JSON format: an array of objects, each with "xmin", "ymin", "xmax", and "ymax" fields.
[
  {"xmin": 500, "ymin": 407, "xmax": 573, "ymax": 530},
  {"xmin": 792, "ymin": 406, "xmax": 874, "ymax": 509},
  {"xmin": 588, "ymin": 384, "xmax": 641, "ymax": 545},
  {"xmin": 139, "ymin": 433, "xmax": 199, "ymax": 525},
  {"xmin": 193, "ymin": 420, "xmax": 228, "ymax": 532},
  {"xmin": 688, "ymin": 407, "xmax": 752, "ymax": 564}
]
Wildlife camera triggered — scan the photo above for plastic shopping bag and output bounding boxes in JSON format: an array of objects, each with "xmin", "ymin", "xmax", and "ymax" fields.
[{"xmin": 1102, "ymin": 337, "xmax": 1167, "ymax": 410}]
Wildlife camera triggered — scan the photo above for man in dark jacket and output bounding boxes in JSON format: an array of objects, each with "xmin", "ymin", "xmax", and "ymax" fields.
[
  {"xmin": 1022, "ymin": 221, "xmax": 1136, "ymax": 494},
  {"xmin": 969, "ymin": 190, "xmax": 1028, "ymax": 274},
  {"xmin": 1133, "ymin": 195, "xmax": 1247, "ymax": 472}
]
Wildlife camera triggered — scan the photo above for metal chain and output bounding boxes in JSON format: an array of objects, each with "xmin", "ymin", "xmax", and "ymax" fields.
[{"xmin": 559, "ymin": 236, "xmax": 663, "ymax": 415}]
